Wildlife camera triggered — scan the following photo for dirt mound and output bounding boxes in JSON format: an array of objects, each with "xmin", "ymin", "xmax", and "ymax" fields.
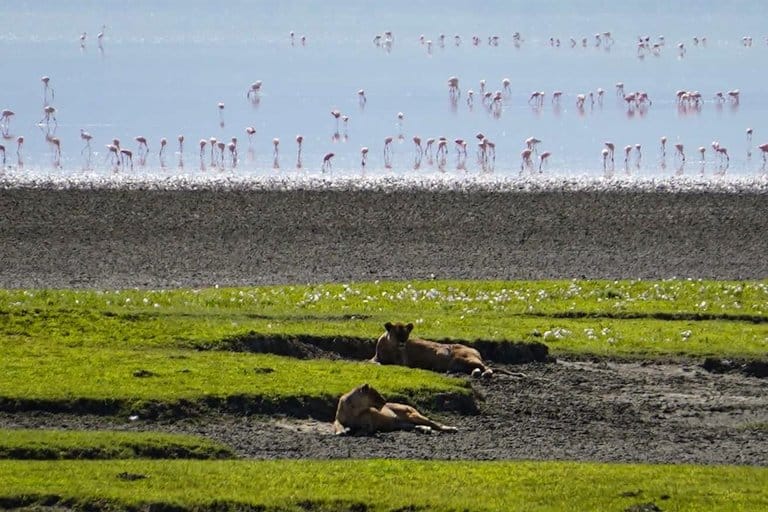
[
  {"xmin": 214, "ymin": 332, "xmax": 551, "ymax": 366},
  {"xmin": 702, "ymin": 357, "xmax": 768, "ymax": 378}
]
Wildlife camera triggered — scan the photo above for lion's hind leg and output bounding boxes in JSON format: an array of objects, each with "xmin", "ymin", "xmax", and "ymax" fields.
[{"xmin": 384, "ymin": 402, "xmax": 458, "ymax": 433}]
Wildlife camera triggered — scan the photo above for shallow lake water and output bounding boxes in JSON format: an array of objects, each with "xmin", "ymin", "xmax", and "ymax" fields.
[{"xmin": 1, "ymin": 0, "xmax": 767, "ymax": 187}]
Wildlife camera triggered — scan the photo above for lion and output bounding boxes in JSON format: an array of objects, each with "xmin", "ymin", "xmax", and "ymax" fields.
[
  {"xmin": 369, "ymin": 321, "xmax": 409, "ymax": 365},
  {"xmin": 333, "ymin": 383, "xmax": 458, "ymax": 435},
  {"xmin": 372, "ymin": 322, "xmax": 495, "ymax": 378}
]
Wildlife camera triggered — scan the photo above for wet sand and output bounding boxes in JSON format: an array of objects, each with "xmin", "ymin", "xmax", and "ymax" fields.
[{"xmin": 0, "ymin": 185, "xmax": 766, "ymax": 288}]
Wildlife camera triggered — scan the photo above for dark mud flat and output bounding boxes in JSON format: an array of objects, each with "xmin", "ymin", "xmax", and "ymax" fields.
[
  {"xmin": 1, "ymin": 186, "xmax": 767, "ymax": 288},
  {"xmin": 3, "ymin": 359, "xmax": 766, "ymax": 466}
]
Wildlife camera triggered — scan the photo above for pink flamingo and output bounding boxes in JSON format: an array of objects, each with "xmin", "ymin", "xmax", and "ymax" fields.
[
  {"xmin": 674, "ymin": 143, "xmax": 685, "ymax": 162},
  {"xmin": 0, "ymin": 144, "xmax": 5, "ymax": 166},
  {"xmin": 135, "ymin": 136, "xmax": 149, "ymax": 154},
  {"xmin": 120, "ymin": 148, "xmax": 133, "ymax": 170},
  {"xmin": 520, "ymin": 148, "xmax": 533, "ymax": 171},
  {"xmin": 604, "ymin": 141, "xmax": 615, "ymax": 162},
  {"xmin": 16, "ymin": 136, "xmax": 24, "ymax": 161},
  {"xmin": 331, "ymin": 109, "xmax": 342, "ymax": 132},
  {"xmin": 247, "ymin": 81, "xmax": 263, "ymax": 100},
  {"xmin": 1, "ymin": 109, "xmax": 14, "ymax": 131},
  {"xmin": 159, "ymin": 138, "xmax": 168, "ymax": 159},
  {"xmin": 246, "ymin": 126, "xmax": 256, "ymax": 144},
  {"xmin": 358, "ymin": 89, "xmax": 367, "ymax": 106},
  {"xmin": 178, "ymin": 135, "xmax": 184, "ymax": 154},
  {"xmin": 758, "ymin": 143, "xmax": 768, "ymax": 162},
  {"xmin": 105, "ymin": 144, "xmax": 119, "ymax": 165},
  {"xmin": 623, "ymin": 145, "xmax": 632, "ymax": 166},
  {"xmin": 296, "ymin": 134, "xmax": 303, "ymax": 165},
  {"xmin": 41, "ymin": 76, "xmax": 54, "ymax": 103},
  {"xmin": 322, "ymin": 152, "xmax": 334, "ymax": 172},
  {"xmin": 413, "ymin": 135, "xmax": 422, "ymax": 157},
  {"xmin": 601, "ymin": 148, "xmax": 610, "ymax": 172},
  {"xmin": 80, "ymin": 129, "xmax": 92, "ymax": 154},
  {"xmin": 39, "ymin": 106, "xmax": 57, "ymax": 126},
  {"xmin": 199, "ymin": 139, "xmax": 207, "ymax": 159},
  {"xmin": 360, "ymin": 146, "xmax": 368, "ymax": 168},
  {"xmin": 698, "ymin": 146, "xmax": 706, "ymax": 162},
  {"xmin": 217, "ymin": 102, "xmax": 225, "ymax": 126},
  {"xmin": 383, "ymin": 135, "xmax": 393, "ymax": 160},
  {"xmin": 272, "ymin": 138, "xmax": 280, "ymax": 159},
  {"xmin": 660, "ymin": 136, "xmax": 667, "ymax": 158},
  {"xmin": 538, "ymin": 151, "xmax": 551, "ymax": 172}
]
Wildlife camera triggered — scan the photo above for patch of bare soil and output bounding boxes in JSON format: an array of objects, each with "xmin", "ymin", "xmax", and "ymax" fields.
[{"xmin": 2, "ymin": 358, "xmax": 766, "ymax": 465}]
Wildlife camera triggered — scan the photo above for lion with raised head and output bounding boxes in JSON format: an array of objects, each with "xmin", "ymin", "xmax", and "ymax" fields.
[
  {"xmin": 369, "ymin": 321, "xmax": 409, "ymax": 365},
  {"xmin": 333, "ymin": 383, "xmax": 458, "ymax": 435},
  {"xmin": 373, "ymin": 322, "xmax": 495, "ymax": 378}
]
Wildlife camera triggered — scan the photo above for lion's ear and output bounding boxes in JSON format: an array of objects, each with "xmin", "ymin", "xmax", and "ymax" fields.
[
  {"xmin": 384, "ymin": 322, "xmax": 393, "ymax": 331},
  {"xmin": 406, "ymin": 323, "xmax": 414, "ymax": 333}
]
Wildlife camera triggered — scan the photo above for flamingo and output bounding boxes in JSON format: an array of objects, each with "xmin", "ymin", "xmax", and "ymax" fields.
[
  {"xmin": 97, "ymin": 25, "xmax": 106, "ymax": 46},
  {"xmin": 448, "ymin": 76, "xmax": 460, "ymax": 98},
  {"xmin": 454, "ymin": 138, "xmax": 467, "ymax": 158},
  {"xmin": 199, "ymin": 139, "xmax": 207, "ymax": 159},
  {"xmin": 79, "ymin": 32, "xmax": 87, "ymax": 48},
  {"xmin": 674, "ymin": 143, "xmax": 685, "ymax": 162},
  {"xmin": 135, "ymin": 136, "xmax": 149, "ymax": 154},
  {"xmin": 272, "ymin": 138, "xmax": 280, "ymax": 159},
  {"xmin": 247, "ymin": 81, "xmax": 263, "ymax": 100},
  {"xmin": 178, "ymin": 135, "xmax": 184, "ymax": 154},
  {"xmin": 358, "ymin": 89, "xmax": 367, "ymax": 106},
  {"xmin": 604, "ymin": 142, "xmax": 615, "ymax": 162},
  {"xmin": 209, "ymin": 137, "xmax": 217, "ymax": 164},
  {"xmin": 41, "ymin": 76, "xmax": 54, "ymax": 103},
  {"xmin": 322, "ymin": 152, "xmax": 334, "ymax": 172},
  {"xmin": 698, "ymin": 146, "xmax": 706, "ymax": 162},
  {"xmin": 425, "ymin": 138, "xmax": 435, "ymax": 159},
  {"xmin": 216, "ymin": 141, "xmax": 226, "ymax": 164},
  {"xmin": 538, "ymin": 151, "xmax": 551, "ymax": 172},
  {"xmin": 383, "ymin": 135, "xmax": 393, "ymax": 158},
  {"xmin": 520, "ymin": 148, "xmax": 533, "ymax": 171},
  {"xmin": 624, "ymin": 145, "xmax": 632, "ymax": 166},
  {"xmin": 296, "ymin": 134, "xmax": 303, "ymax": 164},
  {"xmin": 40, "ymin": 105, "xmax": 57, "ymax": 126},
  {"xmin": 49, "ymin": 136, "xmax": 61, "ymax": 161},
  {"xmin": 660, "ymin": 136, "xmax": 667, "ymax": 158},
  {"xmin": 105, "ymin": 144, "xmax": 119, "ymax": 165},
  {"xmin": 0, "ymin": 144, "xmax": 4, "ymax": 166},
  {"xmin": 80, "ymin": 129, "xmax": 92, "ymax": 154},
  {"xmin": 360, "ymin": 146, "xmax": 368, "ymax": 168},
  {"xmin": 413, "ymin": 135, "xmax": 422, "ymax": 156},
  {"xmin": 16, "ymin": 136, "xmax": 24, "ymax": 160},
  {"xmin": 120, "ymin": 148, "xmax": 133, "ymax": 169},
  {"xmin": 728, "ymin": 90, "xmax": 740, "ymax": 104},
  {"xmin": 217, "ymin": 102, "xmax": 225, "ymax": 126},
  {"xmin": 601, "ymin": 148, "xmax": 610, "ymax": 172},
  {"xmin": 1, "ymin": 109, "xmax": 14, "ymax": 130},
  {"xmin": 331, "ymin": 109, "xmax": 342, "ymax": 131},
  {"xmin": 758, "ymin": 143, "xmax": 768, "ymax": 162},
  {"xmin": 246, "ymin": 126, "xmax": 256, "ymax": 144},
  {"xmin": 525, "ymin": 137, "xmax": 541, "ymax": 153},
  {"xmin": 159, "ymin": 138, "xmax": 168, "ymax": 159}
]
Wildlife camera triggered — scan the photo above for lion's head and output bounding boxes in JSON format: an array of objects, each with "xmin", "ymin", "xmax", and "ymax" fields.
[{"xmin": 384, "ymin": 322, "xmax": 414, "ymax": 346}]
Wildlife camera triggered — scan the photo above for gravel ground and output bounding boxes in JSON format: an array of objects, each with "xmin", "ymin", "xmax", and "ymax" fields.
[{"xmin": 1, "ymin": 183, "xmax": 766, "ymax": 465}]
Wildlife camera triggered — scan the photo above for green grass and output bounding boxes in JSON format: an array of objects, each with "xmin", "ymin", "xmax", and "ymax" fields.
[
  {"xmin": 1, "ymin": 280, "xmax": 766, "ymax": 357},
  {"xmin": 0, "ymin": 429, "xmax": 234, "ymax": 460},
  {"xmin": 1, "ymin": 280, "xmax": 765, "ymax": 416},
  {"xmin": 0, "ymin": 459, "xmax": 766, "ymax": 511}
]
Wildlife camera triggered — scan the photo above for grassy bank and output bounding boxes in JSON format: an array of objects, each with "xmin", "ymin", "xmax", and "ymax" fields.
[
  {"xmin": 0, "ymin": 429, "xmax": 234, "ymax": 460},
  {"xmin": 1, "ymin": 280, "xmax": 765, "ymax": 416},
  {"xmin": 1, "ymin": 459, "xmax": 766, "ymax": 511}
]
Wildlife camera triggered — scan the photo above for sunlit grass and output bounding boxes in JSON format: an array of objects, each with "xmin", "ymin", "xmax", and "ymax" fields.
[
  {"xmin": 0, "ymin": 429, "xmax": 234, "ymax": 460},
  {"xmin": 0, "ymin": 459, "xmax": 766, "ymax": 511},
  {"xmin": 1, "ymin": 279, "xmax": 766, "ymax": 358}
]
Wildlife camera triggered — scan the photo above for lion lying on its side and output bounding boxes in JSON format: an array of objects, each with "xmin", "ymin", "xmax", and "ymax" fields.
[
  {"xmin": 333, "ymin": 383, "xmax": 458, "ymax": 435},
  {"xmin": 370, "ymin": 322, "xmax": 495, "ymax": 378}
]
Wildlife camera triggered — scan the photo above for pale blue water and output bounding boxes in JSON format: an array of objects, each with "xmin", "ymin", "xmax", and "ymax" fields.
[{"xmin": 1, "ymin": 0, "xmax": 767, "ymax": 185}]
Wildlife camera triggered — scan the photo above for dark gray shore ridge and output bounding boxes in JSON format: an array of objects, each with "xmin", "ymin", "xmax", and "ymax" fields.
[{"xmin": 1, "ymin": 183, "xmax": 765, "ymax": 288}]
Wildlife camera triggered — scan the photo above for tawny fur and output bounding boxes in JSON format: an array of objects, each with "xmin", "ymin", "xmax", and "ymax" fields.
[
  {"xmin": 333, "ymin": 383, "xmax": 458, "ymax": 435},
  {"xmin": 371, "ymin": 322, "xmax": 494, "ymax": 377}
]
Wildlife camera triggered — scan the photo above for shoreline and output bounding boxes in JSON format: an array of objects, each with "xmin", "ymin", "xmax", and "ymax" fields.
[{"xmin": 1, "ymin": 186, "xmax": 766, "ymax": 289}]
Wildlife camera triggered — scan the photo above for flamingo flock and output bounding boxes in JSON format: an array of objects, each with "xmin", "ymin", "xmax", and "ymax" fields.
[{"xmin": 0, "ymin": 25, "xmax": 766, "ymax": 179}]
